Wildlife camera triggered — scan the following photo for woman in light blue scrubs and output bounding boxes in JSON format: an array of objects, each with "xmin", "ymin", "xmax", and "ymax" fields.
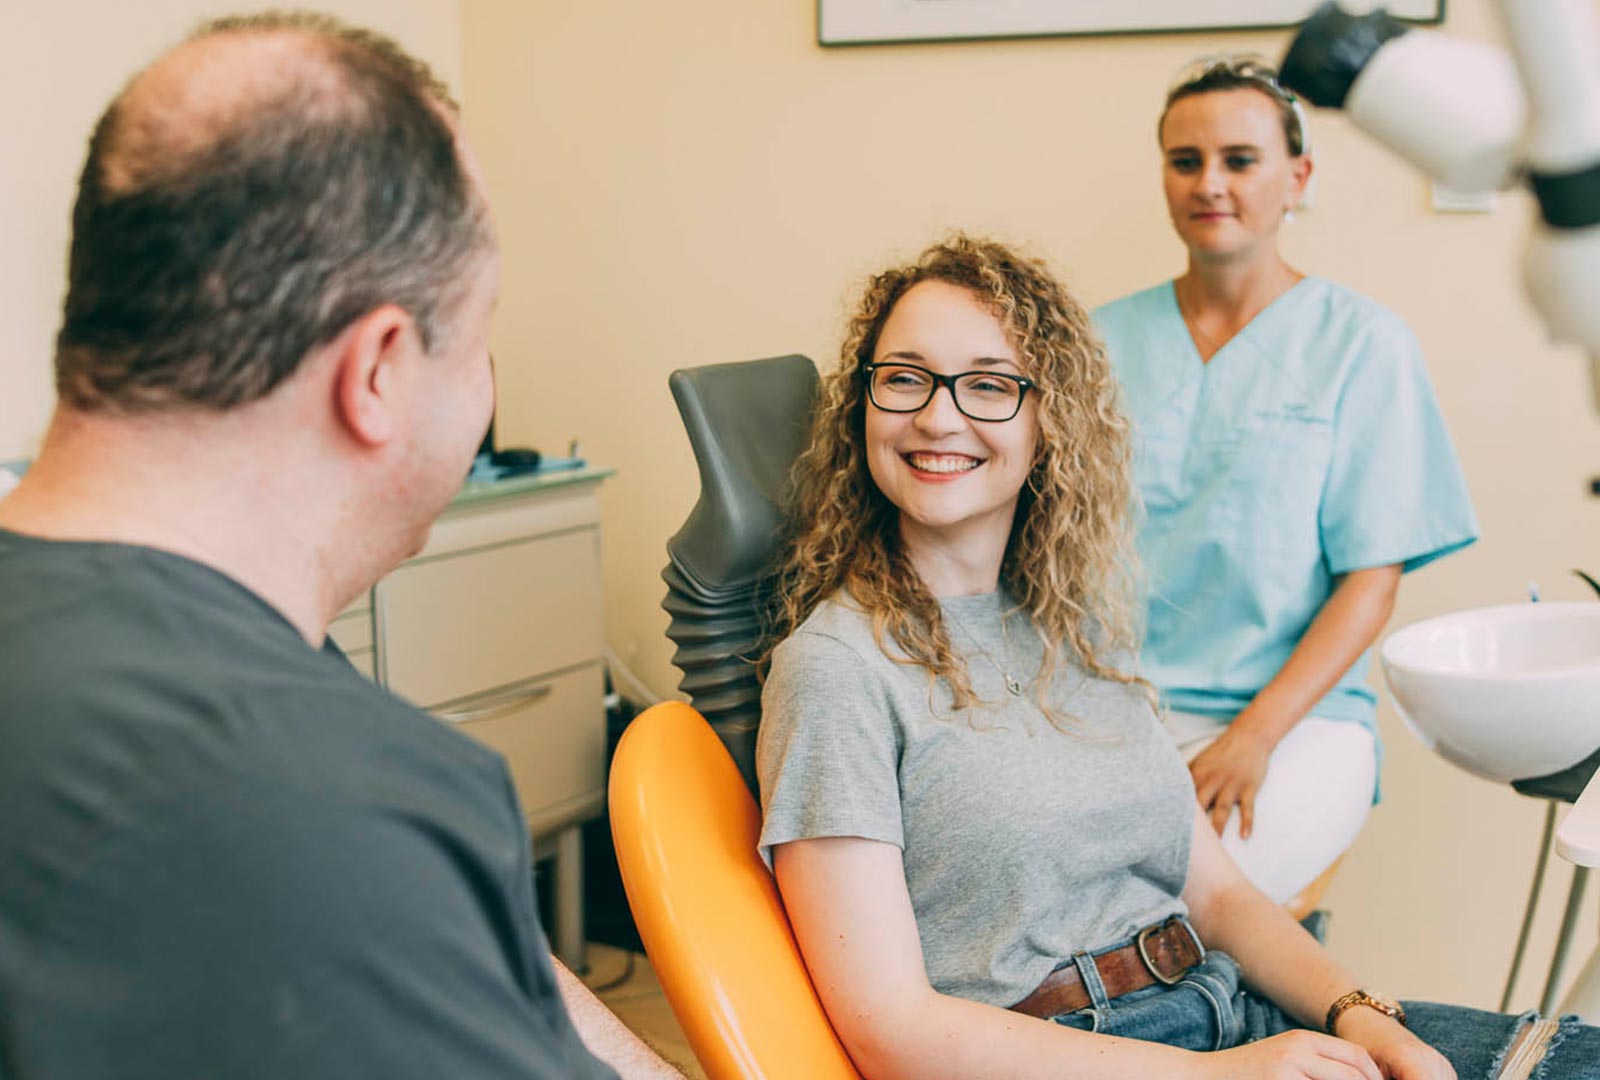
[{"xmin": 1094, "ymin": 56, "xmax": 1478, "ymax": 903}]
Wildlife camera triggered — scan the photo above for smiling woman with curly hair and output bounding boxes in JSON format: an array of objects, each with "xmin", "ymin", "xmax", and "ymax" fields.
[
  {"xmin": 752, "ymin": 234, "xmax": 1597, "ymax": 1080},
  {"xmin": 764, "ymin": 233, "xmax": 1143, "ymax": 723}
]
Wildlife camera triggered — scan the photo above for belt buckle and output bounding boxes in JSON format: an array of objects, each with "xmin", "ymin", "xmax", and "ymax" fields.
[{"xmin": 1136, "ymin": 917, "xmax": 1206, "ymax": 986}]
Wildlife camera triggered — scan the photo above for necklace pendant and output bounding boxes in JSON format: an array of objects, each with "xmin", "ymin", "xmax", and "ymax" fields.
[{"xmin": 1005, "ymin": 675, "xmax": 1023, "ymax": 696}]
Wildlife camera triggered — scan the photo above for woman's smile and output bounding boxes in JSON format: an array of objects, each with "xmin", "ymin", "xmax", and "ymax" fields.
[{"xmin": 902, "ymin": 450, "xmax": 985, "ymax": 477}]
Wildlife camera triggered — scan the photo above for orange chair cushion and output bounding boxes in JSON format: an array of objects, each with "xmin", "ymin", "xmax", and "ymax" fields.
[{"xmin": 609, "ymin": 702, "xmax": 861, "ymax": 1080}]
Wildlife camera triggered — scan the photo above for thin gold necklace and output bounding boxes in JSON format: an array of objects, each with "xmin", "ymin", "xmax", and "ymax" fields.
[{"xmin": 946, "ymin": 605, "xmax": 1025, "ymax": 696}]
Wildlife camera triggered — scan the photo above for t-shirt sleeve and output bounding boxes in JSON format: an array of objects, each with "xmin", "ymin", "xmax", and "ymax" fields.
[
  {"xmin": 756, "ymin": 629, "xmax": 905, "ymax": 867},
  {"xmin": 1319, "ymin": 318, "xmax": 1479, "ymax": 576},
  {"xmin": 18, "ymin": 737, "xmax": 619, "ymax": 1080}
]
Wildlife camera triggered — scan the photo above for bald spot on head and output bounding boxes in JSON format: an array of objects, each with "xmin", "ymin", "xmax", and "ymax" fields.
[
  {"xmin": 99, "ymin": 12, "xmax": 464, "ymax": 198},
  {"xmin": 97, "ymin": 30, "xmax": 350, "ymax": 196}
]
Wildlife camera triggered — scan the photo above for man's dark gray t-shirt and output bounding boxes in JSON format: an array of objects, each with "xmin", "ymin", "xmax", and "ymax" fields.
[{"xmin": 0, "ymin": 529, "xmax": 617, "ymax": 1079}]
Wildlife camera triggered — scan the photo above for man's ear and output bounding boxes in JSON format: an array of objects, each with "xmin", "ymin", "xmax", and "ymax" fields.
[{"xmin": 331, "ymin": 305, "xmax": 420, "ymax": 447}]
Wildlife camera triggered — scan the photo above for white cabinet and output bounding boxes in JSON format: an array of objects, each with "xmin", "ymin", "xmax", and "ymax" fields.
[{"xmin": 347, "ymin": 467, "xmax": 612, "ymax": 969}]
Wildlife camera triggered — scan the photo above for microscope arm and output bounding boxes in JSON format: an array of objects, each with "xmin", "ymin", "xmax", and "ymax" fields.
[{"xmin": 1557, "ymin": 769, "xmax": 1600, "ymax": 867}]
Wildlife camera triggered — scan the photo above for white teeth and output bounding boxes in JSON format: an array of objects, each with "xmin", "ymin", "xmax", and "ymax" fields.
[{"xmin": 907, "ymin": 453, "xmax": 980, "ymax": 474}]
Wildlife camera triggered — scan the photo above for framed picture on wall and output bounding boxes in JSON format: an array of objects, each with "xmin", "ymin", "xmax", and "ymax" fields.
[{"xmin": 817, "ymin": 1, "xmax": 1445, "ymax": 47}]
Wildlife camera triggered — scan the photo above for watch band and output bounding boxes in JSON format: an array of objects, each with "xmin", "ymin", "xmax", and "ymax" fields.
[{"xmin": 1326, "ymin": 989, "xmax": 1407, "ymax": 1034}]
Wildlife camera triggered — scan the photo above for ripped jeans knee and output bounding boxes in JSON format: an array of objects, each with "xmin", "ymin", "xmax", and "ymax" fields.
[{"xmin": 1404, "ymin": 1006, "xmax": 1600, "ymax": 1079}]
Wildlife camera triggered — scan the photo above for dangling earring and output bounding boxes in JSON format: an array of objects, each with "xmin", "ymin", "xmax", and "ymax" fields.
[{"xmin": 1283, "ymin": 206, "xmax": 1296, "ymax": 223}]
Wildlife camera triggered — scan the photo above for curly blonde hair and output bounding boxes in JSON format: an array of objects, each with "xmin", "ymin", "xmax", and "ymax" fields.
[{"xmin": 763, "ymin": 234, "xmax": 1143, "ymax": 720}]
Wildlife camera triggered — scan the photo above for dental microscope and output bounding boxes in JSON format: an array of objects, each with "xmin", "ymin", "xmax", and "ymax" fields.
[{"xmin": 1279, "ymin": 0, "xmax": 1600, "ymax": 1019}]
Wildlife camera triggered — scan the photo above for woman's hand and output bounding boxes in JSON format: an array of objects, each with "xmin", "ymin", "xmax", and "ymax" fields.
[
  {"xmin": 1188, "ymin": 720, "xmax": 1276, "ymax": 837},
  {"xmin": 1336, "ymin": 1008, "xmax": 1455, "ymax": 1080},
  {"xmin": 1189, "ymin": 564, "xmax": 1402, "ymax": 840},
  {"xmin": 1199, "ymin": 1031, "xmax": 1382, "ymax": 1080}
]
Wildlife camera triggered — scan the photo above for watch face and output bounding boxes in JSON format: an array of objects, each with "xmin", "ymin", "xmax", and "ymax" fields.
[{"xmin": 1363, "ymin": 991, "xmax": 1406, "ymax": 1025}]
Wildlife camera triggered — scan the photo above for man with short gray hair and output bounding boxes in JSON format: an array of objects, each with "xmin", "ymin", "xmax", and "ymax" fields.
[{"xmin": 0, "ymin": 14, "xmax": 678, "ymax": 1079}]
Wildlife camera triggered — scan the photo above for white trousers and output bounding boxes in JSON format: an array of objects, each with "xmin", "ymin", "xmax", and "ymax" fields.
[{"xmin": 1163, "ymin": 711, "xmax": 1377, "ymax": 904}]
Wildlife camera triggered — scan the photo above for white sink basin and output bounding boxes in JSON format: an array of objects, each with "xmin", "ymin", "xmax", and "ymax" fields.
[{"xmin": 1380, "ymin": 602, "xmax": 1600, "ymax": 783}]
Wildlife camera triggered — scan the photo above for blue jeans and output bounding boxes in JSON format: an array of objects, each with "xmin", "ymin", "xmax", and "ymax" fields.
[{"xmin": 1050, "ymin": 950, "xmax": 1600, "ymax": 1077}]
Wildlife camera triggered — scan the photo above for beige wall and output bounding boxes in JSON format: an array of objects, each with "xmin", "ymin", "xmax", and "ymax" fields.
[
  {"xmin": 0, "ymin": 1, "xmax": 462, "ymax": 462},
  {"xmin": 465, "ymin": 0, "xmax": 1600, "ymax": 1007}
]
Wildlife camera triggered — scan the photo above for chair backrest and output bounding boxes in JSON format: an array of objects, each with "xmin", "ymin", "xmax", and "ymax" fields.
[
  {"xmin": 609, "ymin": 702, "xmax": 861, "ymax": 1080},
  {"xmin": 663, "ymin": 355, "xmax": 819, "ymax": 792}
]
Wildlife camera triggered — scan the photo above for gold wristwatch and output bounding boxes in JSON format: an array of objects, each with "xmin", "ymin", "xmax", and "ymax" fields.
[{"xmin": 1326, "ymin": 989, "xmax": 1406, "ymax": 1034}]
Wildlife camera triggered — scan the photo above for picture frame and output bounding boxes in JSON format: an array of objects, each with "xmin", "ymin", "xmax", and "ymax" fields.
[{"xmin": 817, "ymin": 1, "xmax": 1445, "ymax": 47}]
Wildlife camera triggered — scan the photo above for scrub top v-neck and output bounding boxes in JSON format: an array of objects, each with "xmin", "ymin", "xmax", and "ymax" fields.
[{"xmin": 1094, "ymin": 277, "xmax": 1477, "ymax": 742}]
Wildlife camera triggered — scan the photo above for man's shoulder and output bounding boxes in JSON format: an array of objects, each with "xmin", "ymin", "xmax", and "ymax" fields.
[
  {"xmin": 0, "ymin": 534, "xmax": 483, "ymax": 753},
  {"xmin": 0, "ymin": 535, "xmax": 515, "ymax": 890}
]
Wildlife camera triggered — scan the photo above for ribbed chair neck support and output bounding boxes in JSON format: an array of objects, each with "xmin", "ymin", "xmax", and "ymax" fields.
[{"xmin": 663, "ymin": 355, "xmax": 819, "ymax": 791}]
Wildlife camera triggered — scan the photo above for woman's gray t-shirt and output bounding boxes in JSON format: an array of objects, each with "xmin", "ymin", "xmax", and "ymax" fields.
[{"xmin": 757, "ymin": 591, "xmax": 1195, "ymax": 1009}]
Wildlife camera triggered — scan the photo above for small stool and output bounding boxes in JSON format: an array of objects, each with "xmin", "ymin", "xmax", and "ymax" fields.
[{"xmin": 1502, "ymin": 746, "xmax": 1600, "ymax": 1013}]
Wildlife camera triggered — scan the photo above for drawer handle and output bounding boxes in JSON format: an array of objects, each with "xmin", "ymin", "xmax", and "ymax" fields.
[{"xmin": 437, "ymin": 682, "xmax": 553, "ymax": 725}]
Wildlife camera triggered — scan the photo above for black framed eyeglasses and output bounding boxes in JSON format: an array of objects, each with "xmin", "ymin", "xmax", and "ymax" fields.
[{"xmin": 862, "ymin": 362, "xmax": 1034, "ymax": 423}]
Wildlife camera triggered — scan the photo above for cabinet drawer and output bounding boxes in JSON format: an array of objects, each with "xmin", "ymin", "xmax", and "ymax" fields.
[
  {"xmin": 440, "ymin": 663, "xmax": 606, "ymax": 834},
  {"xmin": 378, "ymin": 528, "xmax": 603, "ymax": 709}
]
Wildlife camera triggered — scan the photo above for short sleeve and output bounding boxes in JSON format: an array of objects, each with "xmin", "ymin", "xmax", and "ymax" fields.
[
  {"xmin": 1319, "ymin": 319, "xmax": 1479, "ymax": 576},
  {"xmin": 756, "ymin": 630, "xmax": 905, "ymax": 867}
]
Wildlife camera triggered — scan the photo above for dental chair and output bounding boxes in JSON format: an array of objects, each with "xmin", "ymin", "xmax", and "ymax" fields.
[
  {"xmin": 609, "ymin": 700, "xmax": 861, "ymax": 1080},
  {"xmin": 618, "ymin": 355, "xmax": 847, "ymax": 1077},
  {"xmin": 627, "ymin": 355, "xmax": 1342, "ymax": 1074}
]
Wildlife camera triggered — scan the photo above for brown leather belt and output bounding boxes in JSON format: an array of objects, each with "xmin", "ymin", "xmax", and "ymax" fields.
[{"xmin": 1009, "ymin": 916, "xmax": 1206, "ymax": 1020}]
